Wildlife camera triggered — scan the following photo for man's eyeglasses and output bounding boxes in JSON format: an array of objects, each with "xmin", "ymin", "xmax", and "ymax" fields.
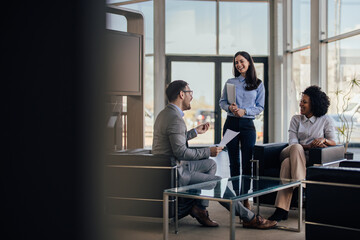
[{"xmin": 182, "ymin": 90, "xmax": 193, "ymax": 96}]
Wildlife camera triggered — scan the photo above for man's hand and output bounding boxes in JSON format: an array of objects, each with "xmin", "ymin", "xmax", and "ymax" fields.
[
  {"xmin": 210, "ymin": 146, "xmax": 223, "ymax": 157},
  {"xmin": 196, "ymin": 122, "xmax": 210, "ymax": 134}
]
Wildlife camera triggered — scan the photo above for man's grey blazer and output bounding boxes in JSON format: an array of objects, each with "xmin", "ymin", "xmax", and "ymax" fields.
[{"xmin": 152, "ymin": 104, "xmax": 211, "ymax": 186}]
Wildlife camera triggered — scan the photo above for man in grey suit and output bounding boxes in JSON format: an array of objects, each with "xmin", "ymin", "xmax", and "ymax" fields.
[{"xmin": 153, "ymin": 80, "xmax": 277, "ymax": 229}]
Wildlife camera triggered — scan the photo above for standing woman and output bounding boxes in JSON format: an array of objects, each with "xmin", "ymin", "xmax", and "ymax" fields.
[{"xmin": 219, "ymin": 51, "xmax": 265, "ymax": 206}]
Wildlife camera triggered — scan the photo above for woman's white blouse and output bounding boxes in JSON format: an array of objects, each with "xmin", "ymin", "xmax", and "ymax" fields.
[{"xmin": 288, "ymin": 114, "xmax": 336, "ymax": 145}]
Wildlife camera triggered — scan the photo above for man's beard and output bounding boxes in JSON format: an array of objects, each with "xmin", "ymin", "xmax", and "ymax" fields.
[{"xmin": 183, "ymin": 102, "xmax": 191, "ymax": 111}]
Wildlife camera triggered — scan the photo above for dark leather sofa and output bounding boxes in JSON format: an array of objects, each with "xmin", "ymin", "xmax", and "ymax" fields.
[
  {"xmin": 104, "ymin": 149, "xmax": 177, "ymax": 219},
  {"xmin": 253, "ymin": 143, "xmax": 345, "ymax": 206},
  {"xmin": 305, "ymin": 161, "xmax": 360, "ymax": 239}
]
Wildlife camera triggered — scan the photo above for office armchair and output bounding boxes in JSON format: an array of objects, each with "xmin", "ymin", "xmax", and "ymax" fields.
[
  {"xmin": 104, "ymin": 149, "xmax": 177, "ymax": 219},
  {"xmin": 305, "ymin": 164, "xmax": 360, "ymax": 239},
  {"xmin": 253, "ymin": 143, "xmax": 345, "ymax": 207}
]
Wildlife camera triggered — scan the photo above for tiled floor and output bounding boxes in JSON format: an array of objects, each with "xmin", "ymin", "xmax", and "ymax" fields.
[{"xmin": 107, "ymin": 203, "xmax": 305, "ymax": 240}]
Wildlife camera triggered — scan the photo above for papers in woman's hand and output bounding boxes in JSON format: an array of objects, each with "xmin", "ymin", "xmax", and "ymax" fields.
[
  {"xmin": 216, "ymin": 129, "xmax": 240, "ymax": 147},
  {"xmin": 226, "ymin": 83, "xmax": 236, "ymax": 104}
]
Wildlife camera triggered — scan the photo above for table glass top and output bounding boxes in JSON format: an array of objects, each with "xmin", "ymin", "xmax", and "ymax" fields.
[{"xmin": 164, "ymin": 175, "xmax": 301, "ymax": 201}]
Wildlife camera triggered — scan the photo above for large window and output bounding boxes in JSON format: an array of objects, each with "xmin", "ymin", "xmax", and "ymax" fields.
[
  {"xmin": 289, "ymin": 49, "xmax": 311, "ymax": 117},
  {"xmin": 326, "ymin": 0, "xmax": 360, "ymax": 143},
  {"xmin": 327, "ymin": 0, "xmax": 360, "ymax": 37},
  {"xmin": 284, "ymin": 0, "xmax": 360, "ymax": 143},
  {"xmin": 219, "ymin": 1, "xmax": 268, "ymax": 55},
  {"xmin": 166, "ymin": 0, "xmax": 216, "ymax": 54},
  {"xmin": 292, "ymin": 0, "xmax": 310, "ymax": 48},
  {"xmin": 327, "ymin": 34, "xmax": 360, "ymax": 143},
  {"xmin": 171, "ymin": 62, "xmax": 215, "ymax": 145},
  {"xmin": 287, "ymin": 0, "xmax": 311, "ymax": 118},
  {"xmin": 107, "ymin": 0, "xmax": 270, "ymax": 147}
]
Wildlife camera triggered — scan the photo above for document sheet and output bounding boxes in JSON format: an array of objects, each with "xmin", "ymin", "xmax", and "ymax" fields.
[{"xmin": 216, "ymin": 129, "xmax": 240, "ymax": 147}]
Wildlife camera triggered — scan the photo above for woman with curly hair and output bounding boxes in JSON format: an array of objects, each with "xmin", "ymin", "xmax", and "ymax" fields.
[{"xmin": 268, "ymin": 85, "xmax": 336, "ymax": 221}]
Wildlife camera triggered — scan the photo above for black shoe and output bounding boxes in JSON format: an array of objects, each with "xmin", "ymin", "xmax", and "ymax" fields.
[{"xmin": 268, "ymin": 207, "xmax": 288, "ymax": 222}]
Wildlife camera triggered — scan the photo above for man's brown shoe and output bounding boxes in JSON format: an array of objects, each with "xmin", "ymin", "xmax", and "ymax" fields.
[
  {"xmin": 243, "ymin": 199, "xmax": 251, "ymax": 210},
  {"xmin": 190, "ymin": 205, "xmax": 219, "ymax": 227},
  {"xmin": 243, "ymin": 215, "xmax": 277, "ymax": 229}
]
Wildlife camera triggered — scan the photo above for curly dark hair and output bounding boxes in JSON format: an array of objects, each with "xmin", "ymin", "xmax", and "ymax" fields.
[
  {"xmin": 233, "ymin": 51, "xmax": 262, "ymax": 91},
  {"xmin": 302, "ymin": 85, "xmax": 330, "ymax": 117}
]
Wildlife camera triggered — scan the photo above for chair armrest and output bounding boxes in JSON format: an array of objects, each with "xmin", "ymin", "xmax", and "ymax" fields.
[
  {"xmin": 253, "ymin": 142, "xmax": 288, "ymax": 175},
  {"xmin": 105, "ymin": 150, "xmax": 177, "ymax": 199},
  {"xmin": 107, "ymin": 152, "xmax": 176, "ymax": 168},
  {"xmin": 115, "ymin": 148, "xmax": 152, "ymax": 154},
  {"xmin": 307, "ymin": 165, "xmax": 360, "ymax": 185},
  {"xmin": 339, "ymin": 160, "xmax": 360, "ymax": 168},
  {"xmin": 308, "ymin": 145, "xmax": 345, "ymax": 166}
]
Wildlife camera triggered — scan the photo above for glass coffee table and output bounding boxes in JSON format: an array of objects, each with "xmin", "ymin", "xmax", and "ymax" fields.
[{"xmin": 163, "ymin": 175, "xmax": 302, "ymax": 240}]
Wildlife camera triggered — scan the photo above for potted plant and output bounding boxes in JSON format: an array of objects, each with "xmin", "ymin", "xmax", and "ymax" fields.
[{"xmin": 334, "ymin": 76, "xmax": 360, "ymax": 159}]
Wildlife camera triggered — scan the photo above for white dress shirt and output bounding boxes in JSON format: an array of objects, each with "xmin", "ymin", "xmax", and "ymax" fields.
[{"xmin": 288, "ymin": 114, "xmax": 336, "ymax": 146}]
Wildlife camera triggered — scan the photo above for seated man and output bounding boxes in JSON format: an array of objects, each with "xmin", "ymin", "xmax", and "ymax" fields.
[{"xmin": 152, "ymin": 80, "xmax": 277, "ymax": 229}]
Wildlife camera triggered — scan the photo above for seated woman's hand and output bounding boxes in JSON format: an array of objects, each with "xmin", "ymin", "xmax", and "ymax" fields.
[{"xmin": 310, "ymin": 138, "xmax": 327, "ymax": 148}]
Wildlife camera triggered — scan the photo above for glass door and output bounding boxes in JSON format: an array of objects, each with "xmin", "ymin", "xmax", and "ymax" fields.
[
  {"xmin": 221, "ymin": 62, "xmax": 265, "ymax": 144},
  {"xmin": 171, "ymin": 61, "xmax": 215, "ymax": 146},
  {"xmin": 166, "ymin": 55, "xmax": 268, "ymax": 146}
]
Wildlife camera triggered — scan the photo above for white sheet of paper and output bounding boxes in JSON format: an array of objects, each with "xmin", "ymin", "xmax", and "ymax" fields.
[
  {"xmin": 226, "ymin": 83, "xmax": 236, "ymax": 104},
  {"xmin": 217, "ymin": 129, "xmax": 240, "ymax": 147}
]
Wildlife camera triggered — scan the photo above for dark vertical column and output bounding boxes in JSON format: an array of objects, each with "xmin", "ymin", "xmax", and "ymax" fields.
[
  {"xmin": 2, "ymin": 1, "xmax": 105, "ymax": 240},
  {"xmin": 214, "ymin": 60, "xmax": 223, "ymax": 144}
]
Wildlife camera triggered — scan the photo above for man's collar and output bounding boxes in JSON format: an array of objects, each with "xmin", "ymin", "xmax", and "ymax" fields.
[{"xmin": 169, "ymin": 103, "xmax": 184, "ymax": 117}]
